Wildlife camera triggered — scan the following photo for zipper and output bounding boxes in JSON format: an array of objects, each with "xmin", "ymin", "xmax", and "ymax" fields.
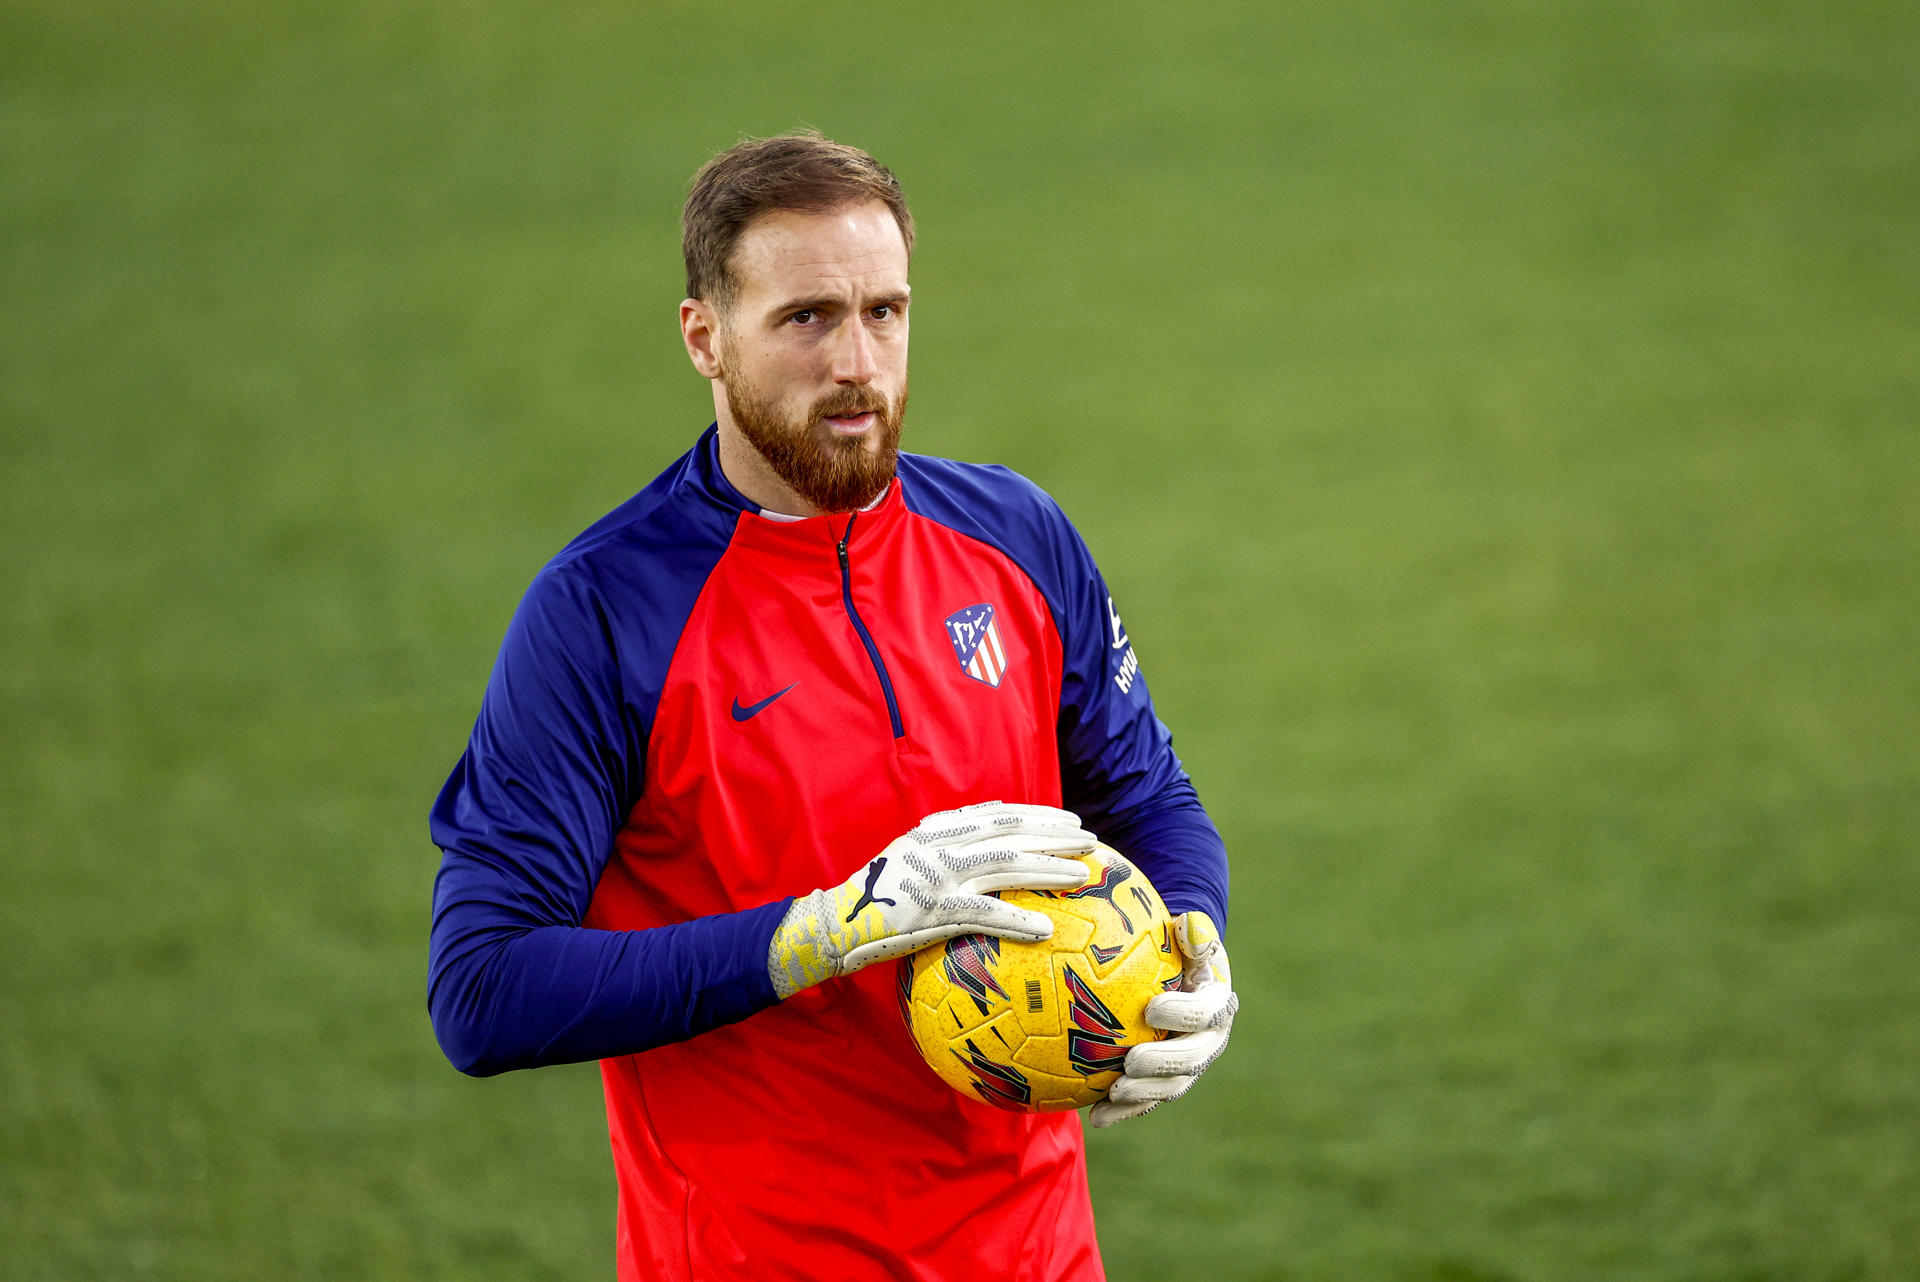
[{"xmin": 837, "ymin": 510, "xmax": 905, "ymax": 739}]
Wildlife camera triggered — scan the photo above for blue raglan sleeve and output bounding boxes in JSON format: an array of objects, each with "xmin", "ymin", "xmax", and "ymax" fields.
[
  {"xmin": 1041, "ymin": 506, "xmax": 1231, "ymax": 933},
  {"xmin": 427, "ymin": 562, "xmax": 787, "ymax": 1076}
]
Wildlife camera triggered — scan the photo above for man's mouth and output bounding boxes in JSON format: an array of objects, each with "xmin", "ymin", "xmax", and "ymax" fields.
[{"xmin": 823, "ymin": 409, "xmax": 879, "ymax": 436}]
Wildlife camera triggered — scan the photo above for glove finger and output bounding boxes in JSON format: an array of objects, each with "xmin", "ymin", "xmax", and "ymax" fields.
[
  {"xmin": 1106, "ymin": 1071, "xmax": 1195, "ymax": 1106},
  {"xmin": 1144, "ymin": 986, "xmax": 1238, "ymax": 1033},
  {"xmin": 970, "ymin": 801, "xmax": 1084, "ymax": 829},
  {"xmin": 945, "ymin": 829, "xmax": 1097, "ymax": 863},
  {"xmin": 1088, "ymin": 1096, "xmax": 1161, "ymax": 1129},
  {"xmin": 916, "ymin": 801, "xmax": 1084, "ymax": 843},
  {"xmin": 1123, "ymin": 1027, "xmax": 1227, "ymax": 1079},
  {"xmin": 937, "ymin": 897, "xmax": 1055, "ymax": 941},
  {"xmin": 1173, "ymin": 910, "xmax": 1222, "ymax": 959},
  {"xmin": 959, "ymin": 853, "xmax": 1095, "ymax": 896},
  {"xmin": 932, "ymin": 799, "xmax": 1044, "ymax": 819},
  {"xmin": 911, "ymin": 803, "xmax": 1014, "ymax": 844},
  {"xmin": 956, "ymin": 833, "xmax": 1097, "ymax": 863},
  {"xmin": 993, "ymin": 831, "xmax": 1099, "ymax": 855}
]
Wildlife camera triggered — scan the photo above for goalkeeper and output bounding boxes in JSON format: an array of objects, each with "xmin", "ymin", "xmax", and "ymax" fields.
[{"xmin": 429, "ymin": 133, "xmax": 1234, "ymax": 1281}]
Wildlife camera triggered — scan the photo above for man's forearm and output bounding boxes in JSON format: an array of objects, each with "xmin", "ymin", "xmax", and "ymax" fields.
[{"xmin": 428, "ymin": 896, "xmax": 790, "ymax": 1076}]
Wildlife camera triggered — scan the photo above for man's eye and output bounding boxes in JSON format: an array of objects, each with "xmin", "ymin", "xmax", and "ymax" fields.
[{"xmin": 789, "ymin": 310, "xmax": 816, "ymax": 325}]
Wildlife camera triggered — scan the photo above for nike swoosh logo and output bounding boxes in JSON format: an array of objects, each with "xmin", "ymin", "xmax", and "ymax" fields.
[{"xmin": 731, "ymin": 683, "xmax": 799, "ymax": 722}]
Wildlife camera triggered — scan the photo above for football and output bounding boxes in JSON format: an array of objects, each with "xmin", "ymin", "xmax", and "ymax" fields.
[{"xmin": 897, "ymin": 843, "xmax": 1183, "ymax": 1112}]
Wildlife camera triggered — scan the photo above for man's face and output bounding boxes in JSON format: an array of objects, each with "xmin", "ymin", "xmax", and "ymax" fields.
[{"xmin": 711, "ymin": 201, "xmax": 910, "ymax": 513}]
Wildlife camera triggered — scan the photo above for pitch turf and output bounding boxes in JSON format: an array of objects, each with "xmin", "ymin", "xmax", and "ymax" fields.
[{"xmin": 3, "ymin": 1, "xmax": 1915, "ymax": 1277}]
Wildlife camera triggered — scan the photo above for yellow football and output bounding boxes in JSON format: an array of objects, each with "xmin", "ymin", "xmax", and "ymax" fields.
[{"xmin": 897, "ymin": 843, "xmax": 1183, "ymax": 1112}]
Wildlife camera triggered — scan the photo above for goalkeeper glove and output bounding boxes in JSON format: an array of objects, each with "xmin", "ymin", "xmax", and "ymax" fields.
[
  {"xmin": 768, "ymin": 801, "xmax": 1095, "ymax": 1000},
  {"xmin": 1088, "ymin": 909, "xmax": 1236, "ymax": 1128}
]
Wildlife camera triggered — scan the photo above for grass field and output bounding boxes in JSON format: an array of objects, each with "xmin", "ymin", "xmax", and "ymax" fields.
[{"xmin": 4, "ymin": 1, "xmax": 1917, "ymax": 1277}]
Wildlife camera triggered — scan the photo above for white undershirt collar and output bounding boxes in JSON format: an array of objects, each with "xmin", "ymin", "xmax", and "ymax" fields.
[{"xmin": 755, "ymin": 482, "xmax": 891, "ymax": 523}]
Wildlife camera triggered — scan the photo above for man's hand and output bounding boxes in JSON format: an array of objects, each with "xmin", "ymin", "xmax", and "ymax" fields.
[
  {"xmin": 1088, "ymin": 910, "xmax": 1236, "ymax": 1128},
  {"xmin": 768, "ymin": 801, "xmax": 1095, "ymax": 1000}
]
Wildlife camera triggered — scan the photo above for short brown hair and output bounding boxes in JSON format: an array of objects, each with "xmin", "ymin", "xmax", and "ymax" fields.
[{"xmin": 682, "ymin": 132, "xmax": 914, "ymax": 308}]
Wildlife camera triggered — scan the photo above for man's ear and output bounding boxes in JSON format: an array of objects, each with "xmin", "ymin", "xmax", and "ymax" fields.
[{"xmin": 681, "ymin": 299, "xmax": 724, "ymax": 380}]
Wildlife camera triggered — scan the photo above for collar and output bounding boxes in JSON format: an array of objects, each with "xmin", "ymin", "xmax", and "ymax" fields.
[{"xmin": 688, "ymin": 424, "xmax": 906, "ymax": 554}]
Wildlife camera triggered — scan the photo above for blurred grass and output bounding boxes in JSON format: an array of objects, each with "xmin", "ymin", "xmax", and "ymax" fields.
[{"xmin": 4, "ymin": 0, "xmax": 1917, "ymax": 1278}]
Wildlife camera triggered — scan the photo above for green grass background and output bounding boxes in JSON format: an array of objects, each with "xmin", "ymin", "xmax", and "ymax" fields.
[{"xmin": 4, "ymin": 1, "xmax": 1916, "ymax": 1277}]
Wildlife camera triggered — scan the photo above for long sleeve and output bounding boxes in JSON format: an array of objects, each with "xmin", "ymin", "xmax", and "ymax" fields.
[
  {"xmin": 427, "ymin": 560, "xmax": 785, "ymax": 1076},
  {"xmin": 1044, "ymin": 522, "xmax": 1231, "ymax": 933}
]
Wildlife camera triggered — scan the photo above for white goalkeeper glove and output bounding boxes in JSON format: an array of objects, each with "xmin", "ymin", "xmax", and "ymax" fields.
[
  {"xmin": 767, "ymin": 801, "xmax": 1095, "ymax": 1000},
  {"xmin": 1088, "ymin": 909, "xmax": 1236, "ymax": 1128}
]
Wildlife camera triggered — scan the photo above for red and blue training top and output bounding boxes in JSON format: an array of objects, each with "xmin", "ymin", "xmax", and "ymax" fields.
[{"xmin": 429, "ymin": 427, "xmax": 1229, "ymax": 1281}]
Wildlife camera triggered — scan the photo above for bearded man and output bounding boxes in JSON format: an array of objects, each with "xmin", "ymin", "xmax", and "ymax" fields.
[{"xmin": 429, "ymin": 133, "xmax": 1236, "ymax": 1281}]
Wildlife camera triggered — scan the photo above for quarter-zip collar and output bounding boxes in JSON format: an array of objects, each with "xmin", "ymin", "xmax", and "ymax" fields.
[
  {"xmin": 688, "ymin": 424, "xmax": 907, "ymax": 561},
  {"xmin": 681, "ymin": 425, "xmax": 910, "ymax": 739}
]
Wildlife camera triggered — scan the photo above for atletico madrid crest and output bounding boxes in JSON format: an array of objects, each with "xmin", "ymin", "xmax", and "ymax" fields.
[{"xmin": 944, "ymin": 602, "xmax": 1009, "ymax": 688}]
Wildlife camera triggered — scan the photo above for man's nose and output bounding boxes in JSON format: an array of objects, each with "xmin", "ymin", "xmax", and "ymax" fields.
[{"xmin": 831, "ymin": 319, "xmax": 879, "ymax": 385}]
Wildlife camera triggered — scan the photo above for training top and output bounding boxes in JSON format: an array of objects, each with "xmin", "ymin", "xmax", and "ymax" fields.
[{"xmin": 429, "ymin": 426, "xmax": 1229, "ymax": 1282}]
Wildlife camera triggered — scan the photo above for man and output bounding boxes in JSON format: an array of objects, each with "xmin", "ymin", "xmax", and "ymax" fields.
[{"xmin": 429, "ymin": 133, "xmax": 1236, "ymax": 1281}]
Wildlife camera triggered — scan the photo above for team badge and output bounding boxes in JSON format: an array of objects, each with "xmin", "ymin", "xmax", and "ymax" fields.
[{"xmin": 944, "ymin": 602, "xmax": 1009, "ymax": 688}]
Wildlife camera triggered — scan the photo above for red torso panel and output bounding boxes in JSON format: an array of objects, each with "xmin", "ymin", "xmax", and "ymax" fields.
[{"xmin": 582, "ymin": 484, "xmax": 1103, "ymax": 1281}]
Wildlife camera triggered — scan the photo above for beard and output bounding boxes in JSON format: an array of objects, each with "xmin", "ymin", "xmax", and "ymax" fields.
[{"xmin": 724, "ymin": 365, "xmax": 907, "ymax": 514}]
